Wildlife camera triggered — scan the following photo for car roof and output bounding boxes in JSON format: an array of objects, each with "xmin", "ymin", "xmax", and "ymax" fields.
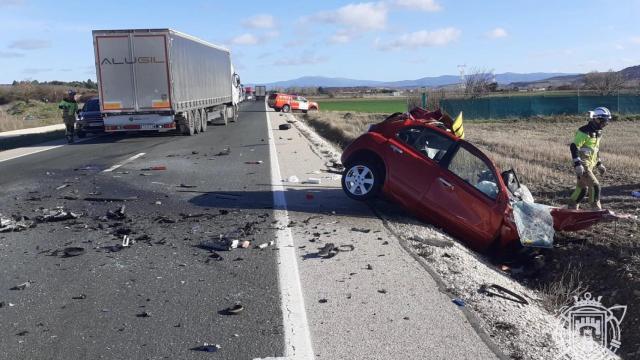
[{"xmin": 374, "ymin": 113, "xmax": 460, "ymax": 142}]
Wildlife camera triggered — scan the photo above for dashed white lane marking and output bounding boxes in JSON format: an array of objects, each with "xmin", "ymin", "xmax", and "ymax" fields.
[
  {"xmin": 102, "ymin": 152, "xmax": 146, "ymax": 173},
  {"xmin": 256, "ymin": 110, "xmax": 314, "ymax": 360}
]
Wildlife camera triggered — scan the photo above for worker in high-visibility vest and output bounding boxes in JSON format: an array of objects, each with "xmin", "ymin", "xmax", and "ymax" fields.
[
  {"xmin": 58, "ymin": 90, "xmax": 78, "ymax": 143},
  {"xmin": 567, "ymin": 107, "xmax": 611, "ymax": 210}
]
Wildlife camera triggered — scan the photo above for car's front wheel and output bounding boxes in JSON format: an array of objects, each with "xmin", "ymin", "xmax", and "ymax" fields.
[{"xmin": 342, "ymin": 160, "xmax": 383, "ymax": 200}]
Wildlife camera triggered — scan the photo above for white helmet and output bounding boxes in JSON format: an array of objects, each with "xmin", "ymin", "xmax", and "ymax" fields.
[{"xmin": 589, "ymin": 107, "xmax": 612, "ymax": 120}]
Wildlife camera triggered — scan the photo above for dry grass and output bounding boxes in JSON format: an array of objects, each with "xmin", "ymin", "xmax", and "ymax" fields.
[
  {"xmin": 0, "ymin": 101, "xmax": 64, "ymax": 132},
  {"xmin": 537, "ymin": 263, "xmax": 588, "ymax": 311},
  {"xmin": 300, "ymin": 111, "xmax": 386, "ymax": 147}
]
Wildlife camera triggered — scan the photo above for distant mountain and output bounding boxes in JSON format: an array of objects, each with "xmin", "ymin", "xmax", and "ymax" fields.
[
  {"xmin": 264, "ymin": 72, "xmax": 576, "ymax": 89},
  {"xmin": 510, "ymin": 65, "xmax": 640, "ymax": 88}
]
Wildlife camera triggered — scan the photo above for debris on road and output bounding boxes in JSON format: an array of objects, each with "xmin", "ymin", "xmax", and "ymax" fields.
[
  {"xmin": 10, "ymin": 281, "xmax": 31, "ymax": 291},
  {"xmin": 318, "ymin": 243, "xmax": 335, "ymax": 257},
  {"xmin": 72, "ymin": 294, "xmax": 87, "ymax": 300},
  {"xmin": 377, "ymin": 289, "xmax": 387, "ymax": 294},
  {"xmin": 178, "ymin": 184, "xmax": 197, "ymax": 188},
  {"xmin": 244, "ymin": 160, "xmax": 263, "ymax": 165},
  {"xmin": 452, "ymin": 298, "xmax": 465, "ymax": 307},
  {"xmin": 141, "ymin": 165, "xmax": 167, "ymax": 171},
  {"xmin": 351, "ymin": 227, "xmax": 371, "ymax": 234},
  {"xmin": 221, "ymin": 303, "xmax": 244, "ymax": 315},
  {"xmin": 214, "ymin": 147, "xmax": 231, "ymax": 156},
  {"xmin": 632, "ymin": 191, "xmax": 640, "ymax": 198},
  {"xmin": 366, "ymin": 264, "xmax": 373, "ymax": 270},
  {"xmin": 37, "ymin": 207, "xmax": 80, "ymax": 222},
  {"xmin": 318, "ymin": 298, "xmax": 328, "ymax": 304},
  {"xmin": 191, "ymin": 343, "xmax": 221, "ymax": 353},
  {"xmin": 136, "ymin": 311, "xmax": 151, "ymax": 318},
  {"xmin": 106, "ymin": 205, "xmax": 126, "ymax": 220},
  {"xmin": 55, "ymin": 184, "xmax": 70, "ymax": 190},
  {"xmin": 279, "ymin": 123, "xmax": 292, "ymax": 130},
  {"xmin": 122, "ymin": 235, "xmax": 132, "ymax": 247},
  {"xmin": 304, "ymin": 177, "xmax": 321, "ymax": 185},
  {"xmin": 286, "ymin": 175, "xmax": 300, "ymax": 183},
  {"xmin": 479, "ymin": 284, "xmax": 529, "ymax": 305},
  {"xmin": 63, "ymin": 247, "xmax": 86, "ymax": 257},
  {"xmin": 256, "ymin": 241, "xmax": 274, "ymax": 249},
  {"xmin": 0, "ymin": 215, "xmax": 35, "ymax": 233},
  {"xmin": 84, "ymin": 196, "xmax": 138, "ymax": 202}
]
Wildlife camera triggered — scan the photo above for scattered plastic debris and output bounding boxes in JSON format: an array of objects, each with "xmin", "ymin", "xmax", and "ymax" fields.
[
  {"xmin": 351, "ymin": 227, "xmax": 371, "ymax": 233},
  {"xmin": 244, "ymin": 161, "xmax": 263, "ymax": 165},
  {"xmin": 63, "ymin": 247, "xmax": 86, "ymax": 257},
  {"xmin": 214, "ymin": 147, "xmax": 231, "ymax": 156},
  {"xmin": 178, "ymin": 184, "xmax": 197, "ymax": 188},
  {"xmin": 136, "ymin": 311, "xmax": 151, "ymax": 318},
  {"xmin": 377, "ymin": 289, "xmax": 387, "ymax": 294},
  {"xmin": 452, "ymin": 298, "xmax": 465, "ymax": 307},
  {"xmin": 479, "ymin": 284, "xmax": 529, "ymax": 305},
  {"xmin": 279, "ymin": 123, "xmax": 292, "ymax": 130},
  {"xmin": 632, "ymin": 191, "xmax": 640, "ymax": 198},
  {"xmin": 37, "ymin": 208, "xmax": 80, "ymax": 222},
  {"xmin": 318, "ymin": 298, "xmax": 328, "ymax": 304},
  {"xmin": 142, "ymin": 165, "xmax": 167, "ymax": 171},
  {"xmin": 84, "ymin": 196, "xmax": 138, "ymax": 202},
  {"xmin": 10, "ymin": 281, "xmax": 31, "ymax": 291},
  {"xmin": 222, "ymin": 303, "xmax": 244, "ymax": 315},
  {"xmin": 72, "ymin": 294, "xmax": 87, "ymax": 300},
  {"xmin": 106, "ymin": 205, "xmax": 126, "ymax": 220},
  {"xmin": 122, "ymin": 235, "xmax": 131, "ymax": 247},
  {"xmin": 55, "ymin": 184, "xmax": 70, "ymax": 190},
  {"xmin": 191, "ymin": 343, "xmax": 221, "ymax": 352},
  {"xmin": 304, "ymin": 178, "xmax": 321, "ymax": 185},
  {"xmin": 0, "ymin": 215, "xmax": 35, "ymax": 233},
  {"xmin": 286, "ymin": 175, "xmax": 300, "ymax": 183}
]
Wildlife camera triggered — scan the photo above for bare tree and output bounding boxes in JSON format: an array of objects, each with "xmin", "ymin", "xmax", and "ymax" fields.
[
  {"xmin": 464, "ymin": 68, "xmax": 495, "ymax": 98},
  {"xmin": 584, "ymin": 69, "xmax": 624, "ymax": 95}
]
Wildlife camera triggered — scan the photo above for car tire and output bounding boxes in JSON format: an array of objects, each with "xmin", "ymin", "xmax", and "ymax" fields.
[
  {"xmin": 274, "ymin": 108, "xmax": 281, "ymax": 112},
  {"xmin": 282, "ymin": 104, "xmax": 291, "ymax": 113},
  {"xmin": 342, "ymin": 159, "xmax": 384, "ymax": 201}
]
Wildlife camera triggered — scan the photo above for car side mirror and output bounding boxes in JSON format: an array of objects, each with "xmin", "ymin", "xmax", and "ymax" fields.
[{"xmin": 501, "ymin": 169, "xmax": 521, "ymax": 195}]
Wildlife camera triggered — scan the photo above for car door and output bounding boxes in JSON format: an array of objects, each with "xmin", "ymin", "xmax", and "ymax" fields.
[
  {"xmin": 424, "ymin": 142, "xmax": 506, "ymax": 250},
  {"xmin": 289, "ymin": 96, "xmax": 300, "ymax": 110},
  {"xmin": 385, "ymin": 126, "xmax": 456, "ymax": 211}
]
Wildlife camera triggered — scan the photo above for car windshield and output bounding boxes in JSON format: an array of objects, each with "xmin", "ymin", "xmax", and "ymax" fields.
[{"xmin": 84, "ymin": 100, "xmax": 100, "ymax": 112}]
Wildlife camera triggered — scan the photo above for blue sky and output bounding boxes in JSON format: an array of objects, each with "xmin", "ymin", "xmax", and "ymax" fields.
[{"xmin": 1, "ymin": 0, "xmax": 639, "ymax": 85}]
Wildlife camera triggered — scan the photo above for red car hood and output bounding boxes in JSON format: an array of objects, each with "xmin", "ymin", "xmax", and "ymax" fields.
[{"xmin": 551, "ymin": 208, "xmax": 634, "ymax": 232}]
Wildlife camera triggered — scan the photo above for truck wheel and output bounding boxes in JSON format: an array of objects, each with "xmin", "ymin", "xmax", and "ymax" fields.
[
  {"xmin": 184, "ymin": 112, "xmax": 195, "ymax": 136},
  {"xmin": 230, "ymin": 105, "xmax": 238, "ymax": 123},
  {"xmin": 282, "ymin": 104, "xmax": 291, "ymax": 113},
  {"xmin": 221, "ymin": 106, "xmax": 228, "ymax": 126},
  {"xmin": 201, "ymin": 110, "xmax": 207, "ymax": 132}
]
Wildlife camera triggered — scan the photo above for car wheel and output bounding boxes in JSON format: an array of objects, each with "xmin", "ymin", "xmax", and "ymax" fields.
[
  {"xmin": 342, "ymin": 159, "xmax": 383, "ymax": 201},
  {"xmin": 282, "ymin": 104, "xmax": 291, "ymax": 113}
]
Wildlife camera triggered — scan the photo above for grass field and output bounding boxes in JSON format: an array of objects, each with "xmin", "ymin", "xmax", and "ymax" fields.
[
  {"xmin": 313, "ymin": 98, "xmax": 408, "ymax": 113},
  {"xmin": 0, "ymin": 101, "xmax": 63, "ymax": 132}
]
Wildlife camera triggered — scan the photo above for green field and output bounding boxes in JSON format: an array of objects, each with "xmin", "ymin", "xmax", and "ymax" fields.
[{"xmin": 314, "ymin": 98, "xmax": 407, "ymax": 113}]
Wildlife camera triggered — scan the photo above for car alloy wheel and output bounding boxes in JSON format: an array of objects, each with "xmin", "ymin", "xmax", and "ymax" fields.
[
  {"xmin": 282, "ymin": 104, "xmax": 291, "ymax": 113},
  {"xmin": 344, "ymin": 165, "xmax": 375, "ymax": 196}
]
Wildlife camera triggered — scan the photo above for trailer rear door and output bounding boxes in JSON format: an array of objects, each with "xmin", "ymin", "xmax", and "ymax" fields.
[{"xmin": 95, "ymin": 33, "xmax": 171, "ymax": 112}]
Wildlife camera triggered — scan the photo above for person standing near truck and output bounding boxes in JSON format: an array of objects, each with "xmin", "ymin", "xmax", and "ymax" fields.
[
  {"xmin": 567, "ymin": 107, "xmax": 611, "ymax": 210},
  {"xmin": 58, "ymin": 90, "xmax": 78, "ymax": 143}
]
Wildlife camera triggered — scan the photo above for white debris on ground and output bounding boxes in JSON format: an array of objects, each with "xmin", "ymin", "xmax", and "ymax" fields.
[{"xmin": 290, "ymin": 113, "xmax": 620, "ymax": 360}]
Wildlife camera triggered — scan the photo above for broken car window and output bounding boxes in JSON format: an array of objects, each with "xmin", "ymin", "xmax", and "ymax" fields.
[
  {"xmin": 396, "ymin": 127, "xmax": 455, "ymax": 162},
  {"xmin": 447, "ymin": 146, "xmax": 499, "ymax": 199}
]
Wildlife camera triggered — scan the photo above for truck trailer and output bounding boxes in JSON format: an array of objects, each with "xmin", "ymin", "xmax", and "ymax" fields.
[
  {"xmin": 92, "ymin": 28, "xmax": 241, "ymax": 135},
  {"xmin": 254, "ymin": 85, "xmax": 266, "ymax": 100}
]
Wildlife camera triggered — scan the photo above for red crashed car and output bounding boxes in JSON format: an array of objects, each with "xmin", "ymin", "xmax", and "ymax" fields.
[{"xmin": 340, "ymin": 108, "xmax": 618, "ymax": 253}]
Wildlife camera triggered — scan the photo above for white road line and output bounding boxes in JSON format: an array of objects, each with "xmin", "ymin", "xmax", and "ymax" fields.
[
  {"xmin": 102, "ymin": 152, "xmax": 146, "ymax": 173},
  {"xmin": 258, "ymin": 110, "xmax": 314, "ymax": 360},
  {"xmin": 0, "ymin": 137, "xmax": 94, "ymax": 164}
]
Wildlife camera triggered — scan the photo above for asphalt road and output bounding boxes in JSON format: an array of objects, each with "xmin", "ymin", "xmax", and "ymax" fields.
[{"xmin": 0, "ymin": 101, "xmax": 285, "ymax": 360}]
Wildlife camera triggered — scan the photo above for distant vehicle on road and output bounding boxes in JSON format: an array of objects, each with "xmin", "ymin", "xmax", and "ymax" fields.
[
  {"xmin": 341, "ymin": 108, "xmax": 614, "ymax": 254},
  {"xmin": 244, "ymin": 86, "xmax": 253, "ymax": 100},
  {"xmin": 254, "ymin": 85, "xmax": 266, "ymax": 100},
  {"xmin": 267, "ymin": 93, "xmax": 319, "ymax": 113},
  {"xmin": 93, "ymin": 28, "xmax": 242, "ymax": 135},
  {"xmin": 75, "ymin": 97, "xmax": 103, "ymax": 137}
]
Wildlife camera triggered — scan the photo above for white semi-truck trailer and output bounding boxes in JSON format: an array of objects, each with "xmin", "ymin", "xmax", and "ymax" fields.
[{"xmin": 93, "ymin": 28, "xmax": 241, "ymax": 135}]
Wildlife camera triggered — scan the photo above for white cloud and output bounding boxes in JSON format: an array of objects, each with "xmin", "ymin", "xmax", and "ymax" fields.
[
  {"xmin": 22, "ymin": 68, "xmax": 52, "ymax": 74},
  {"xmin": 314, "ymin": 2, "xmax": 388, "ymax": 31},
  {"xmin": 242, "ymin": 14, "xmax": 276, "ymax": 29},
  {"xmin": 328, "ymin": 29, "xmax": 358, "ymax": 44},
  {"xmin": 0, "ymin": 50, "xmax": 24, "ymax": 58},
  {"xmin": 394, "ymin": 0, "xmax": 442, "ymax": 12},
  {"xmin": 631, "ymin": 36, "xmax": 640, "ymax": 44},
  {"xmin": 9, "ymin": 39, "xmax": 51, "ymax": 50},
  {"xmin": 231, "ymin": 33, "xmax": 259, "ymax": 46},
  {"xmin": 486, "ymin": 27, "xmax": 508, "ymax": 39},
  {"xmin": 376, "ymin": 27, "xmax": 461, "ymax": 50},
  {"xmin": 273, "ymin": 52, "xmax": 328, "ymax": 66},
  {"xmin": 614, "ymin": 43, "xmax": 625, "ymax": 50}
]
